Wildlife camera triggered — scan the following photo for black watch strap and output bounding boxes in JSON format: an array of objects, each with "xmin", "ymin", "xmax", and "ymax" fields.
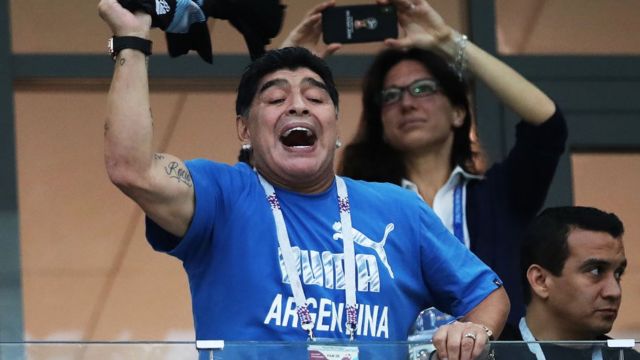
[{"xmin": 108, "ymin": 36, "xmax": 152, "ymax": 60}]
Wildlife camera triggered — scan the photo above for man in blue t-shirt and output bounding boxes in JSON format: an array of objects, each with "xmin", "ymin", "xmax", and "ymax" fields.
[{"xmin": 99, "ymin": 1, "xmax": 509, "ymax": 358}]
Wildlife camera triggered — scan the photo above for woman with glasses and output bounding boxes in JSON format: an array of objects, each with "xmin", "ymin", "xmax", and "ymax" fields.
[{"xmin": 338, "ymin": 0, "xmax": 567, "ymax": 327}]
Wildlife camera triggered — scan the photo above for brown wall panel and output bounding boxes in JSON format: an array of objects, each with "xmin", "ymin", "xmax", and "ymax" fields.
[{"xmin": 496, "ymin": 0, "xmax": 640, "ymax": 55}]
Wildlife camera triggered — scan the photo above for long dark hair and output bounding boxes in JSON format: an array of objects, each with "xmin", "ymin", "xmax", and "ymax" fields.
[{"xmin": 339, "ymin": 48, "xmax": 475, "ymax": 184}]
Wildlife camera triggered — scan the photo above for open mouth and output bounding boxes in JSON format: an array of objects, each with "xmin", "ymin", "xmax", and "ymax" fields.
[{"xmin": 279, "ymin": 127, "xmax": 317, "ymax": 147}]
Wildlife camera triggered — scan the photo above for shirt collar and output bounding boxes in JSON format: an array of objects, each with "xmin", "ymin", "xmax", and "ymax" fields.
[{"xmin": 401, "ymin": 165, "xmax": 483, "ymax": 192}]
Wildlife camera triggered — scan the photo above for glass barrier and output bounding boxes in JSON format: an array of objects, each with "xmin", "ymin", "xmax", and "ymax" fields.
[{"xmin": 1, "ymin": 340, "xmax": 639, "ymax": 360}]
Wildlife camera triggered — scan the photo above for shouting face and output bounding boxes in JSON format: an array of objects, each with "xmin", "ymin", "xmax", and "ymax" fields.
[{"xmin": 238, "ymin": 67, "xmax": 339, "ymax": 193}]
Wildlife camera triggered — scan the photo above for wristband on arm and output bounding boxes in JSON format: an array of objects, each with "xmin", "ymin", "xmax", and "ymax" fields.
[{"xmin": 108, "ymin": 36, "xmax": 153, "ymax": 61}]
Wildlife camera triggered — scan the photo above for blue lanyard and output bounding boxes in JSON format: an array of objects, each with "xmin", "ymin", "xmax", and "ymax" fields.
[{"xmin": 452, "ymin": 183, "xmax": 464, "ymax": 244}]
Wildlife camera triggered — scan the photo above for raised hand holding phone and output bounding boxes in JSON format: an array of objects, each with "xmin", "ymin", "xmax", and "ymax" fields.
[
  {"xmin": 380, "ymin": 0, "xmax": 455, "ymax": 51},
  {"xmin": 280, "ymin": 0, "xmax": 342, "ymax": 58}
]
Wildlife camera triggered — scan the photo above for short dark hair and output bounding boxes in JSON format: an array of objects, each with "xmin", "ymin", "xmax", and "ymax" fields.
[
  {"xmin": 235, "ymin": 47, "xmax": 339, "ymax": 117},
  {"xmin": 521, "ymin": 206, "xmax": 624, "ymax": 304},
  {"xmin": 339, "ymin": 47, "xmax": 474, "ymax": 183}
]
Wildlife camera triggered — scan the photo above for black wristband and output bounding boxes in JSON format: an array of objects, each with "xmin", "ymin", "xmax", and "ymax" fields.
[{"xmin": 108, "ymin": 36, "xmax": 152, "ymax": 60}]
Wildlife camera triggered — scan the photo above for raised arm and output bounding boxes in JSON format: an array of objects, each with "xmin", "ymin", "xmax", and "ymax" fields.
[
  {"xmin": 383, "ymin": 0, "xmax": 556, "ymax": 125},
  {"xmin": 99, "ymin": 0, "xmax": 194, "ymax": 237}
]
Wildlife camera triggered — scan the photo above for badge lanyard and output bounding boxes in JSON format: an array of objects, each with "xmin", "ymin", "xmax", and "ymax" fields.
[
  {"xmin": 452, "ymin": 183, "xmax": 465, "ymax": 244},
  {"xmin": 519, "ymin": 317, "xmax": 603, "ymax": 360},
  {"xmin": 258, "ymin": 173, "xmax": 358, "ymax": 340}
]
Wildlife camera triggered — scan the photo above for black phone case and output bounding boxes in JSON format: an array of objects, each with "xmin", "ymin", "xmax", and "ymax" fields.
[{"xmin": 322, "ymin": 5, "xmax": 398, "ymax": 44}]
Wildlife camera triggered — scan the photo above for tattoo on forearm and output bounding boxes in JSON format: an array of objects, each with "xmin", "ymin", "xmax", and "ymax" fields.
[
  {"xmin": 119, "ymin": 57, "xmax": 126, "ymax": 66},
  {"xmin": 165, "ymin": 161, "xmax": 192, "ymax": 187},
  {"xmin": 153, "ymin": 153, "xmax": 165, "ymax": 160}
]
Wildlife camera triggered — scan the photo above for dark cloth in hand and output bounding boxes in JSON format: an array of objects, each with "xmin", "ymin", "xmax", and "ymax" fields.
[{"xmin": 117, "ymin": 0, "xmax": 285, "ymax": 63}]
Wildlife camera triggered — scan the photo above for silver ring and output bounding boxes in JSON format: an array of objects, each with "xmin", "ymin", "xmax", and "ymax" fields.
[{"xmin": 463, "ymin": 332, "xmax": 477, "ymax": 341}]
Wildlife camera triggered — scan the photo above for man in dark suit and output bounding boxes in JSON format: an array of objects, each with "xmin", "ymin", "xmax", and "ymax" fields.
[{"xmin": 497, "ymin": 206, "xmax": 639, "ymax": 359}]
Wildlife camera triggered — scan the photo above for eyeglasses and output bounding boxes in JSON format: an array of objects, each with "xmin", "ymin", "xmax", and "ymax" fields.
[{"xmin": 380, "ymin": 78, "xmax": 439, "ymax": 105}]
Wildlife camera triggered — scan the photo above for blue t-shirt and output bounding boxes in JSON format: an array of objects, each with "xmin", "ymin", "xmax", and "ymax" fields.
[{"xmin": 147, "ymin": 160, "xmax": 502, "ymax": 342}]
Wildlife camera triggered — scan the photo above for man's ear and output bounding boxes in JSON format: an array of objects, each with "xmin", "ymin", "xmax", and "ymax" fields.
[
  {"xmin": 527, "ymin": 264, "xmax": 551, "ymax": 300},
  {"xmin": 451, "ymin": 106, "xmax": 466, "ymax": 128},
  {"xmin": 236, "ymin": 115, "xmax": 250, "ymax": 142}
]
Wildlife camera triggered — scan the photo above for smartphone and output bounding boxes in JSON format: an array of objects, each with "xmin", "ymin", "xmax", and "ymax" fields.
[{"xmin": 322, "ymin": 4, "xmax": 398, "ymax": 44}]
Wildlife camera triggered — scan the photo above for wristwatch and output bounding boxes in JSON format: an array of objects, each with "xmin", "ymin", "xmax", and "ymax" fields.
[{"xmin": 108, "ymin": 36, "xmax": 152, "ymax": 60}]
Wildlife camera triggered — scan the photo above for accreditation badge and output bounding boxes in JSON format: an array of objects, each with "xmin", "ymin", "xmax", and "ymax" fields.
[{"xmin": 308, "ymin": 344, "xmax": 359, "ymax": 360}]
